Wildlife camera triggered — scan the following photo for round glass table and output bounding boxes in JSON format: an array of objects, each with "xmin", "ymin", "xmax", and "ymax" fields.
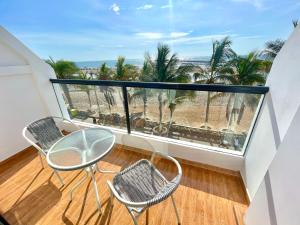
[{"xmin": 46, "ymin": 127, "xmax": 116, "ymax": 211}]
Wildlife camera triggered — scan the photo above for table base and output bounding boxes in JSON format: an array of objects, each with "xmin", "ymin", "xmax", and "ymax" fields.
[{"xmin": 69, "ymin": 164, "xmax": 117, "ymax": 212}]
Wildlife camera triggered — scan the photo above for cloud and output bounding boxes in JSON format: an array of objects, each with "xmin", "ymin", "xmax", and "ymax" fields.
[
  {"xmin": 169, "ymin": 34, "xmax": 263, "ymax": 45},
  {"xmin": 160, "ymin": 4, "xmax": 172, "ymax": 9},
  {"xmin": 135, "ymin": 31, "xmax": 192, "ymax": 40},
  {"xmin": 170, "ymin": 32, "xmax": 190, "ymax": 38},
  {"xmin": 135, "ymin": 32, "xmax": 164, "ymax": 39},
  {"xmin": 110, "ymin": 3, "xmax": 120, "ymax": 15},
  {"xmin": 231, "ymin": 0, "xmax": 264, "ymax": 10},
  {"xmin": 134, "ymin": 33, "xmax": 234, "ymax": 45},
  {"xmin": 170, "ymin": 34, "xmax": 230, "ymax": 45},
  {"xmin": 137, "ymin": 4, "xmax": 153, "ymax": 10}
]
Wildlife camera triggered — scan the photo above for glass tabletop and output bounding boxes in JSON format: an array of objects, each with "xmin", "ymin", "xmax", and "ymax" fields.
[{"xmin": 46, "ymin": 127, "xmax": 115, "ymax": 171}]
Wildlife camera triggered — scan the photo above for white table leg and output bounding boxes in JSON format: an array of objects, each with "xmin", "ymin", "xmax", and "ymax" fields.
[
  {"xmin": 89, "ymin": 166, "xmax": 102, "ymax": 212},
  {"xmin": 69, "ymin": 170, "xmax": 88, "ymax": 201}
]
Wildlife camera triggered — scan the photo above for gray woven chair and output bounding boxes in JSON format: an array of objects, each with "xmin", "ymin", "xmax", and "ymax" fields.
[
  {"xmin": 107, "ymin": 151, "xmax": 182, "ymax": 225},
  {"xmin": 22, "ymin": 116, "xmax": 80, "ymax": 186}
]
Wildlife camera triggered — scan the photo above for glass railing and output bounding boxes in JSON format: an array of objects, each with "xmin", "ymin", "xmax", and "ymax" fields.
[{"xmin": 51, "ymin": 79, "xmax": 268, "ymax": 155}]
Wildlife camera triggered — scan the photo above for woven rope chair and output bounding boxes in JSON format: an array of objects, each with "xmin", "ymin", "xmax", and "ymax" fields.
[
  {"xmin": 22, "ymin": 116, "xmax": 80, "ymax": 186},
  {"xmin": 107, "ymin": 151, "xmax": 182, "ymax": 225}
]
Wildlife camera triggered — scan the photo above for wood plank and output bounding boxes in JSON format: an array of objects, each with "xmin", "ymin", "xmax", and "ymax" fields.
[{"xmin": 0, "ymin": 145, "xmax": 248, "ymax": 225}]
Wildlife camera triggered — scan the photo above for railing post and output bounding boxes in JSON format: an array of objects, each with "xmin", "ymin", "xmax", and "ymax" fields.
[{"xmin": 122, "ymin": 86, "xmax": 131, "ymax": 134}]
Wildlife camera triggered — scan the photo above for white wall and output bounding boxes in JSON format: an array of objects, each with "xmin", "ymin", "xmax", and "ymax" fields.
[
  {"xmin": 244, "ymin": 179, "xmax": 271, "ymax": 225},
  {"xmin": 241, "ymin": 25, "xmax": 300, "ymax": 200},
  {"xmin": 0, "ymin": 26, "xmax": 63, "ymax": 161},
  {"xmin": 241, "ymin": 94, "xmax": 278, "ymax": 198},
  {"xmin": 245, "ymin": 106, "xmax": 300, "ymax": 225}
]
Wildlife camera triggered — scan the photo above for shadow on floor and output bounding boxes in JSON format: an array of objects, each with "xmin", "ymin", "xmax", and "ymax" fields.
[
  {"xmin": 62, "ymin": 178, "xmax": 112, "ymax": 225},
  {"xmin": 4, "ymin": 181, "xmax": 61, "ymax": 225}
]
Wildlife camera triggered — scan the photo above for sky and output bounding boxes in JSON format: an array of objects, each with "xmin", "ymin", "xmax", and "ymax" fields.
[{"xmin": 0, "ymin": 0, "xmax": 299, "ymax": 61}]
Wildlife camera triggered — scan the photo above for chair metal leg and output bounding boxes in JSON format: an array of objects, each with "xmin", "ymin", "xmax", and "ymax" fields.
[
  {"xmin": 171, "ymin": 195, "xmax": 181, "ymax": 225},
  {"xmin": 96, "ymin": 163, "xmax": 117, "ymax": 174},
  {"xmin": 54, "ymin": 170, "xmax": 64, "ymax": 187},
  {"xmin": 38, "ymin": 153, "xmax": 44, "ymax": 168},
  {"xmin": 69, "ymin": 170, "xmax": 88, "ymax": 201},
  {"xmin": 127, "ymin": 207, "xmax": 141, "ymax": 225},
  {"xmin": 133, "ymin": 216, "xmax": 139, "ymax": 225},
  {"xmin": 129, "ymin": 212, "xmax": 139, "ymax": 225},
  {"xmin": 89, "ymin": 166, "xmax": 102, "ymax": 212}
]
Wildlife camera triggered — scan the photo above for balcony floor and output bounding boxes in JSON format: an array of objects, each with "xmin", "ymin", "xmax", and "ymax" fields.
[{"xmin": 0, "ymin": 145, "xmax": 248, "ymax": 225}]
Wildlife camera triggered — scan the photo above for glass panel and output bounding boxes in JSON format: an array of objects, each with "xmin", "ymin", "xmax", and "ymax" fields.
[
  {"xmin": 128, "ymin": 87, "xmax": 262, "ymax": 152},
  {"xmin": 57, "ymin": 84, "xmax": 126, "ymax": 129}
]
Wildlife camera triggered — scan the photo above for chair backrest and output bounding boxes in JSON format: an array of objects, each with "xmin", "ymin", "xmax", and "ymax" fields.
[{"xmin": 27, "ymin": 117, "xmax": 63, "ymax": 150}]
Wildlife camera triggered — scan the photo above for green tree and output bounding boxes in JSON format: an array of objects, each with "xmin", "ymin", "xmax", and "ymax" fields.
[
  {"xmin": 114, "ymin": 56, "xmax": 139, "ymax": 81},
  {"xmin": 128, "ymin": 59, "xmax": 154, "ymax": 119},
  {"xmin": 92, "ymin": 63, "xmax": 113, "ymax": 122},
  {"xmin": 223, "ymin": 52, "xmax": 266, "ymax": 129},
  {"xmin": 77, "ymin": 71, "xmax": 92, "ymax": 111},
  {"xmin": 262, "ymin": 39, "xmax": 285, "ymax": 61},
  {"xmin": 46, "ymin": 57, "xmax": 79, "ymax": 108},
  {"xmin": 293, "ymin": 19, "xmax": 298, "ymax": 28},
  {"xmin": 97, "ymin": 63, "xmax": 112, "ymax": 80},
  {"xmin": 193, "ymin": 37, "xmax": 235, "ymax": 127},
  {"xmin": 165, "ymin": 89, "xmax": 194, "ymax": 135},
  {"xmin": 144, "ymin": 44, "xmax": 193, "ymax": 132}
]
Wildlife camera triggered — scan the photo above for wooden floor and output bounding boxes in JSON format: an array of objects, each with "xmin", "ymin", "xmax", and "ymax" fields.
[{"xmin": 0, "ymin": 145, "xmax": 248, "ymax": 225}]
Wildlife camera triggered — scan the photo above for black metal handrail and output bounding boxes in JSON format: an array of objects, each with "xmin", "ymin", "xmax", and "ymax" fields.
[
  {"xmin": 50, "ymin": 79, "xmax": 269, "ymax": 94},
  {"xmin": 50, "ymin": 78, "xmax": 268, "ymax": 138}
]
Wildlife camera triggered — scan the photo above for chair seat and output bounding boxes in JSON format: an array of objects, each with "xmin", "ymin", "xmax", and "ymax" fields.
[{"xmin": 113, "ymin": 159, "xmax": 171, "ymax": 211}]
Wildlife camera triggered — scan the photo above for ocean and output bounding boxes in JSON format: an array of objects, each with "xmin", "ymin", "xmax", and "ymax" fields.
[
  {"xmin": 75, "ymin": 59, "xmax": 144, "ymax": 69},
  {"xmin": 75, "ymin": 57, "xmax": 210, "ymax": 69}
]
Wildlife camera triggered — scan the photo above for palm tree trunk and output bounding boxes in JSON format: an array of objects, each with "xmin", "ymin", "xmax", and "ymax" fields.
[
  {"xmin": 158, "ymin": 91, "xmax": 163, "ymax": 132},
  {"xmin": 168, "ymin": 107, "xmax": 175, "ymax": 136},
  {"xmin": 87, "ymin": 90, "xmax": 92, "ymax": 110},
  {"xmin": 237, "ymin": 101, "xmax": 245, "ymax": 124},
  {"xmin": 236, "ymin": 94, "xmax": 245, "ymax": 124},
  {"xmin": 94, "ymin": 87, "xmax": 101, "ymax": 123},
  {"xmin": 143, "ymin": 89, "xmax": 147, "ymax": 119},
  {"xmin": 204, "ymin": 92, "xmax": 211, "ymax": 125},
  {"xmin": 228, "ymin": 93, "xmax": 242, "ymax": 130},
  {"xmin": 61, "ymin": 84, "xmax": 74, "ymax": 109}
]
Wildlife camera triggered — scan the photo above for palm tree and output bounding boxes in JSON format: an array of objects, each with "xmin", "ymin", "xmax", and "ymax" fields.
[
  {"xmin": 115, "ymin": 56, "xmax": 126, "ymax": 80},
  {"xmin": 223, "ymin": 52, "xmax": 266, "ymax": 129},
  {"xmin": 97, "ymin": 63, "xmax": 112, "ymax": 80},
  {"xmin": 77, "ymin": 71, "xmax": 92, "ymax": 111},
  {"xmin": 87, "ymin": 63, "xmax": 112, "ymax": 123},
  {"xmin": 46, "ymin": 57, "xmax": 79, "ymax": 108},
  {"xmin": 165, "ymin": 89, "xmax": 194, "ymax": 135},
  {"xmin": 262, "ymin": 39, "xmax": 285, "ymax": 61},
  {"xmin": 128, "ymin": 59, "xmax": 153, "ymax": 119},
  {"xmin": 293, "ymin": 19, "xmax": 298, "ymax": 28},
  {"xmin": 95, "ymin": 63, "xmax": 116, "ymax": 114},
  {"xmin": 193, "ymin": 37, "xmax": 235, "ymax": 127},
  {"xmin": 114, "ymin": 56, "xmax": 139, "ymax": 81},
  {"xmin": 144, "ymin": 44, "xmax": 193, "ymax": 132}
]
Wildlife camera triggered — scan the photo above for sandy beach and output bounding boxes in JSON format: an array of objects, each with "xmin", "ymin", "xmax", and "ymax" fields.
[{"xmin": 64, "ymin": 85, "xmax": 259, "ymax": 134}]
